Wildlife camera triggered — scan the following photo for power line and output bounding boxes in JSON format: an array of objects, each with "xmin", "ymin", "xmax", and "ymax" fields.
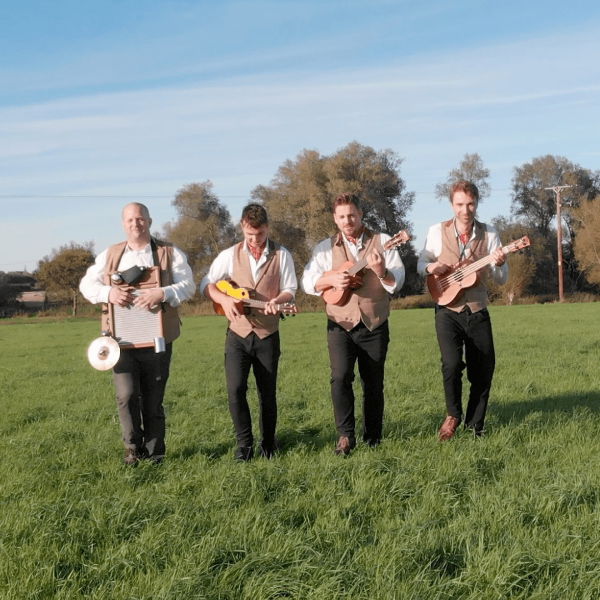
[
  {"xmin": 0, "ymin": 194, "xmax": 248, "ymax": 199},
  {"xmin": 0, "ymin": 188, "xmax": 515, "ymax": 199}
]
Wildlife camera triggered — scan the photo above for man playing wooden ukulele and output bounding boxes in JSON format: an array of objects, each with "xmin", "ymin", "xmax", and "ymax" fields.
[
  {"xmin": 302, "ymin": 193, "xmax": 405, "ymax": 455},
  {"xmin": 418, "ymin": 180, "xmax": 507, "ymax": 440},
  {"xmin": 200, "ymin": 204, "xmax": 297, "ymax": 461}
]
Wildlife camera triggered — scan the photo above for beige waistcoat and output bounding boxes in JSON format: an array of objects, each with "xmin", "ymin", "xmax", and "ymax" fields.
[
  {"xmin": 438, "ymin": 219, "xmax": 490, "ymax": 313},
  {"xmin": 325, "ymin": 229, "xmax": 391, "ymax": 332},
  {"xmin": 101, "ymin": 239, "xmax": 181, "ymax": 343},
  {"xmin": 228, "ymin": 240, "xmax": 282, "ymax": 339}
]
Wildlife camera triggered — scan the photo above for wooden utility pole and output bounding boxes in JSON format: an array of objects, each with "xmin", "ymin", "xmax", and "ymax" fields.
[{"xmin": 545, "ymin": 185, "xmax": 573, "ymax": 302}]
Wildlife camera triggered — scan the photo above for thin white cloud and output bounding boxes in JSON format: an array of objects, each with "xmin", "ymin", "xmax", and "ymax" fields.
[{"xmin": 2, "ymin": 24, "xmax": 599, "ymax": 269}]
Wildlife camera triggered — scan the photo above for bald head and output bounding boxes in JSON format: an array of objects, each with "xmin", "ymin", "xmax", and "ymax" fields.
[
  {"xmin": 122, "ymin": 203, "xmax": 152, "ymax": 248},
  {"xmin": 122, "ymin": 202, "xmax": 151, "ymax": 221}
]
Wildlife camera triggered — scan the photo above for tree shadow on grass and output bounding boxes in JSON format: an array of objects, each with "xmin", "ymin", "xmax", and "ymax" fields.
[{"xmin": 493, "ymin": 390, "xmax": 600, "ymax": 426}]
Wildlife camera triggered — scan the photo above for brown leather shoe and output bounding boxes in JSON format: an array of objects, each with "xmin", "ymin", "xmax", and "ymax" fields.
[
  {"xmin": 334, "ymin": 436, "xmax": 355, "ymax": 456},
  {"xmin": 438, "ymin": 416, "xmax": 460, "ymax": 441},
  {"xmin": 123, "ymin": 448, "xmax": 142, "ymax": 466}
]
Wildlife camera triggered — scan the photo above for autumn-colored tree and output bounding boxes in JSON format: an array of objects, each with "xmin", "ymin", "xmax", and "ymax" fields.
[
  {"xmin": 36, "ymin": 243, "xmax": 95, "ymax": 316},
  {"xmin": 572, "ymin": 195, "xmax": 600, "ymax": 287},
  {"xmin": 435, "ymin": 152, "xmax": 491, "ymax": 202},
  {"xmin": 488, "ymin": 217, "xmax": 536, "ymax": 303},
  {"xmin": 163, "ymin": 181, "xmax": 236, "ymax": 279}
]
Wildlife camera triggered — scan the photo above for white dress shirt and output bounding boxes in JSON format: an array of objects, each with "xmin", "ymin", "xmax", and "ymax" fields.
[
  {"xmin": 79, "ymin": 242, "xmax": 196, "ymax": 306},
  {"xmin": 302, "ymin": 232, "xmax": 405, "ymax": 296},
  {"xmin": 199, "ymin": 240, "xmax": 298, "ymax": 296},
  {"xmin": 417, "ymin": 220, "xmax": 508, "ymax": 285}
]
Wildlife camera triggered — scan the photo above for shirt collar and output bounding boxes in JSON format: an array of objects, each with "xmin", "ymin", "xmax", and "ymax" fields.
[
  {"xmin": 125, "ymin": 242, "xmax": 152, "ymax": 253},
  {"xmin": 342, "ymin": 231, "xmax": 365, "ymax": 249},
  {"xmin": 243, "ymin": 239, "xmax": 270, "ymax": 257},
  {"xmin": 453, "ymin": 219, "xmax": 478, "ymax": 241}
]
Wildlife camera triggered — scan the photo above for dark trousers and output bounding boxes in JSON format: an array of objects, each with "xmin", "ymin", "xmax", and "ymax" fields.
[
  {"xmin": 327, "ymin": 319, "xmax": 389, "ymax": 444},
  {"xmin": 224, "ymin": 329, "xmax": 280, "ymax": 448},
  {"xmin": 112, "ymin": 343, "xmax": 172, "ymax": 457},
  {"xmin": 434, "ymin": 306, "xmax": 495, "ymax": 429}
]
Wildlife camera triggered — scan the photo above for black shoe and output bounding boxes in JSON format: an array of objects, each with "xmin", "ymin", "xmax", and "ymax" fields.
[
  {"xmin": 259, "ymin": 440, "xmax": 278, "ymax": 459},
  {"xmin": 234, "ymin": 446, "xmax": 254, "ymax": 462},
  {"xmin": 147, "ymin": 454, "xmax": 165, "ymax": 464},
  {"xmin": 464, "ymin": 423, "xmax": 485, "ymax": 438},
  {"xmin": 364, "ymin": 438, "xmax": 381, "ymax": 448}
]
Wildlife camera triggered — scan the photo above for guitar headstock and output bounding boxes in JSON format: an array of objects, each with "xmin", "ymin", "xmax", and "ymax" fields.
[
  {"xmin": 384, "ymin": 230, "xmax": 410, "ymax": 250},
  {"xmin": 507, "ymin": 236, "xmax": 531, "ymax": 253},
  {"xmin": 279, "ymin": 302, "xmax": 298, "ymax": 315}
]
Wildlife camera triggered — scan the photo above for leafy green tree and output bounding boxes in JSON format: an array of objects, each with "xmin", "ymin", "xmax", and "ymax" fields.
[
  {"xmin": 252, "ymin": 141, "xmax": 419, "ymax": 294},
  {"xmin": 163, "ymin": 181, "xmax": 236, "ymax": 279},
  {"xmin": 435, "ymin": 153, "xmax": 491, "ymax": 202},
  {"xmin": 36, "ymin": 243, "xmax": 95, "ymax": 316},
  {"xmin": 511, "ymin": 155, "xmax": 599, "ymax": 237}
]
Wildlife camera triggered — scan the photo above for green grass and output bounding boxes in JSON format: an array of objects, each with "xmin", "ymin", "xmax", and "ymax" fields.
[{"xmin": 1, "ymin": 303, "xmax": 600, "ymax": 599}]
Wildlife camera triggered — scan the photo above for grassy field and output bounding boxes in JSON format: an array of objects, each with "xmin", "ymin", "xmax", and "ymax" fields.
[{"xmin": 1, "ymin": 303, "xmax": 599, "ymax": 599}]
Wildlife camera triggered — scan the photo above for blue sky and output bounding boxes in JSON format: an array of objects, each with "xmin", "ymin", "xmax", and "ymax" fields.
[{"xmin": 2, "ymin": 0, "xmax": 600, "ymax": 272}]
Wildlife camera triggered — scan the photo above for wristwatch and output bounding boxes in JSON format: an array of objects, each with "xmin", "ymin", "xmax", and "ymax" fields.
[{"xmin": 377, "ymin": 269, "xmax": 389, "ymax": 280}]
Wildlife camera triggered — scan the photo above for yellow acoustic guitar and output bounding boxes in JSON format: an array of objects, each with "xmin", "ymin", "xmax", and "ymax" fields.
[{"xmin": 213, "ymin": 279, "xmax": 297, "ymax": 316}]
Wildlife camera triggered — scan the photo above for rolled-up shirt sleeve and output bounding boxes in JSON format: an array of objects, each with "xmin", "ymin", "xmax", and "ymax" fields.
[
  {"xmin": 417, "ymin": 224, "xmax": 442, "ymax": 276},
  {"xmin": 279, "ymin": 247, "xmax": 298, "ymax": 297},
  {"xmin": 198, "ymin": 248, "xmax": 234, "ymax": 296},
  {"xmin": 379, "ymin": 233, "xmax": 405, "ymax": 294},
  {"xmin": 301, "ymin": 239, "xmax": 331, "ymax": 296},
  {"xmin": 163, "ymin": 247, "xmax": 195, "ymax": 306},
  {"xmin": 79, "ymin": 249, "xmax": 112, "ymax": 304},
  {"xmin": 486, "ymin": 228, "xmax": 509, "ymax": 285}
]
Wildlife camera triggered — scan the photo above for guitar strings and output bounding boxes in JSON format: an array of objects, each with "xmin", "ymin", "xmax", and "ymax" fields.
[{"xmin": 434, "ymin": 239, "xmax": 526, "ymax": 292}]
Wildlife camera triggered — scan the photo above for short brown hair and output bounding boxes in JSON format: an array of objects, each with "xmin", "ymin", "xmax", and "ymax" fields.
[
  {"xmin": 332, "ymin": 193, "xmax": 361, "ymax": 213},
  {"xmin": 241, "ymin": 203, "xmax": 268, "ymax": 227},
  {"xmin": 450, "ymin": 180, "xmax": 479, "ymax": 202}
]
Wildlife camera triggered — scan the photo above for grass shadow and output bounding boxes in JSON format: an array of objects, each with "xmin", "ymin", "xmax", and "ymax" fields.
[
  {"xmin": 170, "ymin": 440, "xmax": 233, "ymax": 461},
  {"xmin": 493, "ymin": 390, "xmax": 600, "ymax": 426},
  {"xmin": 277, "ymin": 425, "xmax": 336, "ymax": 454}
]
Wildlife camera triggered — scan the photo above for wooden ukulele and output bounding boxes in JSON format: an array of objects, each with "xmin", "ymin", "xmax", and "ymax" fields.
[
  {"xmin": 322, "ymin": 230, "xmax": 410, "ymax": 306},
  {"xmin": 212, "ymin": 279, "xmax": 297, "ymax": 316},
  {"xmin": 427, "ymin": 236, "xmax": 531, "ymax": 305}
]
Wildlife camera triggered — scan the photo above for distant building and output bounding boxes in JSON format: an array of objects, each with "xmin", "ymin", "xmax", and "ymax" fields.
[
  {"xmin": 0, "ymin": 271, "xmax": 44, "ymax": 315},
  {"xmin": 16, "ymin": 290, "xmax": 47, "ymax": 310}
]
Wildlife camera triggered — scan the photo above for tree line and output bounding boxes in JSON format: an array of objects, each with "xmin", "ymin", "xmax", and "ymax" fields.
[{"xmin": 20, "ymin": 141, "xmax": 600, "ymax": 314}]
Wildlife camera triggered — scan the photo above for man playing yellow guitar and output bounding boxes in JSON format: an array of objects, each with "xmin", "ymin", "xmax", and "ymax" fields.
[{"xmin": 200, "ymin": 204, "xmax": 297, "ymax": 461}]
